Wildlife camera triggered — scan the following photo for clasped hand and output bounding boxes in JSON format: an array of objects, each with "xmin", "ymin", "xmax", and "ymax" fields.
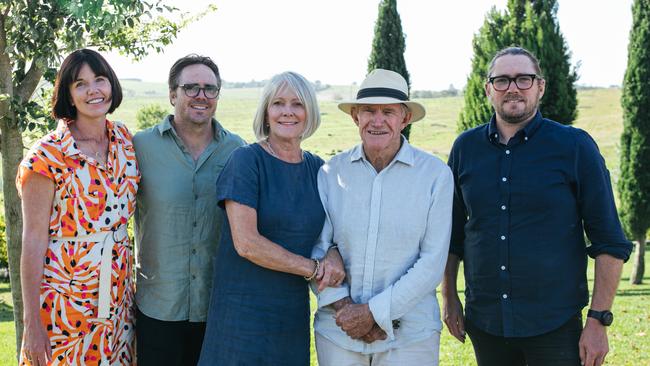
[
  {"xmin": 332, "ymin": 299, "xmax": 387, "ymax": 343},
  {"xmin": 315, "ymin": 247, "xmax": 346, "ymax": 292}
]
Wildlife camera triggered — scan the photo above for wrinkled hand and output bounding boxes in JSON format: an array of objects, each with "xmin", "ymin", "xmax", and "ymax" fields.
[
  {"xmin": 442, "ymin": 292, "xmax": 466, "ymax": 343},
  {"xmin": 316, "ymin": 247, "xmax": 346, "ymax": 292},
  {"xmin": 360, "ymin": 323, "xmax": 387, "ymax": 343},
  {"xmin": 22, "ymin": 320, "xmax": 52, "ymax": 366},
  {"xmin": 335, "ymin": 303, "xmax": 375, "ymax": 339},
  {"xmin": 579, "ymin": 318, "xmax": 608, "ymax": 366}
]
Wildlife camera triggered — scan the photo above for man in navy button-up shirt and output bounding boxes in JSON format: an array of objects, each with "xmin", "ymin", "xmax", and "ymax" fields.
[{"xmin": 441, "ymin": 47, "xmax": 632, "ymax": 366}]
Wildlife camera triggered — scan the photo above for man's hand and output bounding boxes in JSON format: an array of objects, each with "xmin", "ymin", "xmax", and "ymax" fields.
[
  {"xmin": 579, "ymin": 318, "xmax": 608, "ymax": 366},
  {"xmin": 330, "ymin": 296, "xmax": 353, "ymax": 311},
  {"xmin": 442, "ymin": 291, "xmax": 466, "ymax": 343},
  {"xmin": 335, "ymin": 303, "xmax": 375, "ymax": 339},
  {"xmin": 360, "ymin": 323, "xmax": 387, "ymax": 343},
  {"xmin": 316, "ymin": 247, "xmax": 346, "ymax": 292}
]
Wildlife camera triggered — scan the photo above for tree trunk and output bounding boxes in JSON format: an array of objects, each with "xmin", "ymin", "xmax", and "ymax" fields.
[
  {"xmin": 629, "ymin": 235, "xmax": 646, "ymax": 285},
  {"xmin": 0, "ymin": 114, "xmax": 25, "ymax": 359},
  {"xmin": 1, "ymin": 117, "xmax": 25, "ymax": 357}
]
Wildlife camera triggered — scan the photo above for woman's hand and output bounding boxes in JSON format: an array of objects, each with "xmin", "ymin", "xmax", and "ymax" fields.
[
  {"xmin": 22, "ymin": 319, "xmax": 52, "ymax": 366},
  {"xmin": 316, "ymin": 246, "xmax": 346, "ymax": 291}
]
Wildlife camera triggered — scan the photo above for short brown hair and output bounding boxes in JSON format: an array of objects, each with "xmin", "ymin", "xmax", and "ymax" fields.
[
  {"xmin": 168, "ymin": 54, "xmax": 221, "ymax": 92},
  {"xmin": 487, "ymin": 47, "xmax": 543, "ymax": 78},
  {"xmin": 51, "ymin": 49, "xmax": 122, "ymax": 120}
]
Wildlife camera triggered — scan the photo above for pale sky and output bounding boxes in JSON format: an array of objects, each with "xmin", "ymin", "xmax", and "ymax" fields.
[{"xmin": 105, "ymin": 0, "xmax": 633, "ymax": 91}]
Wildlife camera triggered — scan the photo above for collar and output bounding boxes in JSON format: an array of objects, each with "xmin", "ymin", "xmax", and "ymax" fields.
[
  {"xmin": 487, "ymin": 110, "xmax": 543, "ymax": 143},
  {"xmin": 350, "ymin": 135, "xmax": 415, "ymax": 166},
  {"xmin": 157, "ymin": 115, "xmax": 224, "ymax": 142}
]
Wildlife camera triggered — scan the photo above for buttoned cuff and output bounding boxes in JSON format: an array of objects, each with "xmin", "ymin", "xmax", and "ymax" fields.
[
  {"xmin": 314, "ymin": 285, "xmax": 350, "ymax": 309},
  {"xmin": 368, "ymin": 287, "xmax": 395, "ymax": 341}
]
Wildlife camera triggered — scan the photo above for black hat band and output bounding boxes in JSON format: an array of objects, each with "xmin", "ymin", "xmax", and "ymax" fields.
[{"xmin": 356, "ymin": 87, "xmax": 408, "ymax": 101}]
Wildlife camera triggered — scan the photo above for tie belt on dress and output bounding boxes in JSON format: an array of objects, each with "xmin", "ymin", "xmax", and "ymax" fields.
[{"xmin": 51, "ymin": 226, "xmax": 129, "ymax": 319}]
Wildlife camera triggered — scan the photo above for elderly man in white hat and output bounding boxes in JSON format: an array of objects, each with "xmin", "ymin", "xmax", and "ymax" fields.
[{"xmin": 311, "ymin": 69, "xmax": 454, "ymax": 365}]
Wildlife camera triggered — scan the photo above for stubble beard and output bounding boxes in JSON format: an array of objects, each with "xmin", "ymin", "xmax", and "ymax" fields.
[{"xmin": 498, "ymin": 96, "xmax": 539, "ymax": 125}]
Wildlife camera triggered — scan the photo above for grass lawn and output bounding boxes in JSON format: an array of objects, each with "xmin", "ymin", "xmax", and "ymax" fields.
[
  {"xmin": 2, "ymin": 87, "xmax": 647, "ymax": 364},
  {"xmin": 2, "ymin": 252, "xmax": 648, "ymax": 365}
]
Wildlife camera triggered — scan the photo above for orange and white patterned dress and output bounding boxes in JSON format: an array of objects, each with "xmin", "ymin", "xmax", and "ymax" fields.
[{"xmin": 16, "ymin": 119, "xmax": 140, "ymax": 365}]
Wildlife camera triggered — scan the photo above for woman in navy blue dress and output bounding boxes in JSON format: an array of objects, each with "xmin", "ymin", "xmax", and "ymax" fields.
[{"xmin": 198, "ymin": 71, "xmax": 345, "ymax": 365}]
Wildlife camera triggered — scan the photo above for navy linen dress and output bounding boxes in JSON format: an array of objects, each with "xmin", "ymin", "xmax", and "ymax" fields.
[{"xmin": 198, "ymin": 143, "xmax": 325, "ymax": 366}]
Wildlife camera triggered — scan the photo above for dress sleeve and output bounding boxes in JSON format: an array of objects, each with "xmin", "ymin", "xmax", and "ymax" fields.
[
  {"xmin": 215, "ymin": 146, "xmax": 259, "ymax": 210},
  {"xmin": 16, "ymin": 139, "xmax": 62, "ymax": 196}
]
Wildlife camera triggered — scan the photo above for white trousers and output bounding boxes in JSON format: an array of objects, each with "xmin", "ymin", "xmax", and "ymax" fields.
[{"xmin": 315, "ymin": 332, "xmax": 440, "ymax": 366}]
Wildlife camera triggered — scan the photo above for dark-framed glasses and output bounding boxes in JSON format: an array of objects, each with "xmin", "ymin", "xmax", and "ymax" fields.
[
  {"xmin": 488, "ymin": 74, "xmax": 540, "ymax": 91},
  {"xmin": 178, "ymin": 83, "xmax": 220, "ymax": 99}
]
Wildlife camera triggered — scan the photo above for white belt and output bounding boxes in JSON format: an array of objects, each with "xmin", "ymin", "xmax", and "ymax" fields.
[{"xmin": 52, "ymin": 226, "xmax": 128, "ymax": 319}]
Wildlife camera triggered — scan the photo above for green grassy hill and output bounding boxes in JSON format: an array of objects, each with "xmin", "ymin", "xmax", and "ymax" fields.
[{"xmin": 2, "ymin": 87, "xmax": 647, "ymax": 365}]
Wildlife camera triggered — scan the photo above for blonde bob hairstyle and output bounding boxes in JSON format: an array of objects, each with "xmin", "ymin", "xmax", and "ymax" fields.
[{"xmin": 253, "ymin": 71, "xmax": 321, "ymax": 141}]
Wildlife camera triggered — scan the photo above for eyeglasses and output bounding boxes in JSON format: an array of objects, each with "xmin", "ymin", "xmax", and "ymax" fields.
[
  {"xmin": 488, "ymin": 74, "xmax": 540, "ymax": 91},
  {"xmin": 178, "ymin": 83, "xmax": 220, "ymax": 99}
]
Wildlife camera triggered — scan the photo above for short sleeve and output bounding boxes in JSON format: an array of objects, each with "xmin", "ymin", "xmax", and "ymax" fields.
[
  {"xmin": 16, "ymin": 139, "xmax": 62, "ymax": 196},
  {"xmin": 215, "ymin": 145, "xmax": 259, "ymax": 210}
]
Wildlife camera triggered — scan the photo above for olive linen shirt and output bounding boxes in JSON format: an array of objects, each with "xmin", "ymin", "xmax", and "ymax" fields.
[
  {"xmin": 312, "ymin": 138, "xmax": 454, "ymax": 354},
  {"xmin": 133, "ymin": 116, "xmax": 244, "ymax": 322}
]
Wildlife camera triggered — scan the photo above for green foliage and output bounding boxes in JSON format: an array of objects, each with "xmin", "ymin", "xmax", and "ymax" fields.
[
  {"xmin": 0, "ymin": 0, "xmax": 215, "ymax": 355},
  {"xmin": 135, "ymin": 104, "xmax": 168, "ymax": 131},
  {"xmin": 619, "ymin": 0, "xmax": 650, "ymax": 241},
  {"xmin": 1, "ymin": 0, "xmax": 212, "ymax": 133},
  {"xmin": 459, "ymin": 0, "xmax": 578, "ymax": 130},
  {"xmin": 367, "ymin": 0, "xmax": 413, "ymax": 139}
]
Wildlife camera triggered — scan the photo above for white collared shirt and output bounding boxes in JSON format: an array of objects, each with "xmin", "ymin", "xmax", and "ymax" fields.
[{"xmin": 312, "ymin": 138, "xmax": 453, "ymax": 354}]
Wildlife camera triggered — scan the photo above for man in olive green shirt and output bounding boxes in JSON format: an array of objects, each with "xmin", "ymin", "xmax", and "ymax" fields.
[{"xmin": 133, "ymin": 55, "xmax": 244, "ymax": 366}]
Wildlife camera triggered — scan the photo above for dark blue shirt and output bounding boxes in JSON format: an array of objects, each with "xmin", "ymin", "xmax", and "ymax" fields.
[{"xmin": 448, "ymin": 112, "xmax": 632, "ymax": 338}]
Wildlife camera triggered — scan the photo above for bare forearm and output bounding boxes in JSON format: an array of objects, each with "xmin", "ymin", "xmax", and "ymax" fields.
[
  {"xmin": 227, "ymin": 201, "xmax": 316, "ymax": 277},
  {"xmin": 21, "ymin": 240, "xmax": 47, "ymax": 322},
  {"xmin": 237, "ymin": 233, "xmax": 315, "ymax": 277},
  {"xmin": 441, "ymin": 254, "xmax": 461, "ymax": 298},
  {"xmin": 590, "ymin": 254, "xmax": 624, "ymax": 311}
]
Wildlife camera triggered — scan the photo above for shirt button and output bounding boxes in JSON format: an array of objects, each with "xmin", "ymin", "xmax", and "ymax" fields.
[
  {"xmin": 505, "ymin": 150, "xmax": 511, "ymax": 155},
  {"xmin": 192, "ymin": 249, "xmax": 197, "ymax": 254},
  {"xmin": 502, "ymin": 177, "xmax": 507, "ymax": 182},
  {"xmin": 193, "ymin": 222, "xmax": 197, "ymax": 227},
  {"xmin": 502, "ymin": 294, "xmax": 508, "ymax": 299},
  {"xmin": 501, "ymin": 235, "xmax": 506, "ymax": 240},
  {"xmin": 191, "ymin": 275, "xmax": 196, "ymax": 280},
  {"xmin": 501, "ymin": 265, "xmax": 506, "ymax": 270},
  {"xmin": 501, "ymin": 205, "xmax": 507, "ymax": 210},
  {"xmin": 525, "ymin": 136, "xmax": 529, "ymax": 141}
]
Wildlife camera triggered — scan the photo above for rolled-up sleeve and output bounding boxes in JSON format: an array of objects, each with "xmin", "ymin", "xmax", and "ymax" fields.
[
  {"xmin": 575, "ymin": 130, "xmax": 633, "ymax": 261},
  {"xmin": 368, "ymin": 167, "xmax": 454, "ymax": 338}
]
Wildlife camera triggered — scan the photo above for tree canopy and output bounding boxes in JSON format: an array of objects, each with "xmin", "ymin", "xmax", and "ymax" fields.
[
  {"xmin": 459, "ymin": 0, "xmax": 578, "ymax": 131},
  {"xmin": 367, "ymin": 0, "xmax": 413, "ymax": 139},
  {"xmin": 619, "ymin": 0, "xmax": 650, "ymax": 284},
  {"xmin": 0, "ymin": 0, "xmax": 212, "ymax": 356}
]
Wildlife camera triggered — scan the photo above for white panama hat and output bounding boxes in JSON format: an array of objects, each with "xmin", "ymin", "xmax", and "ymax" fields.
[{"xmin": 338, "ymin": 68, "xmax": 426, "ymax": 122}]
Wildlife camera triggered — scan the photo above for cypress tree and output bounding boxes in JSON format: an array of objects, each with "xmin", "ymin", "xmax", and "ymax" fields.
[
  {"xmin": 368, "ymin": 0, "xmax": 413, "ymax": 139},
  {"xmin": 459, "ymin": 0, "xmax": 578, "ymax": 130},
  {"xmin": 619, "ymin": 0, "xmax": 650, "ymax": 285},
  {"xmin": 459, "ymin": 8, "xmax": 511, "ymax": 131}
]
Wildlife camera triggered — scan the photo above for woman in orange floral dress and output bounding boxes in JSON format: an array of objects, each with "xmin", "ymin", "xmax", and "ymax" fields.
[{"xmin": 17, "ymin": 49, "xmax": 139, "ymax": 365}]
